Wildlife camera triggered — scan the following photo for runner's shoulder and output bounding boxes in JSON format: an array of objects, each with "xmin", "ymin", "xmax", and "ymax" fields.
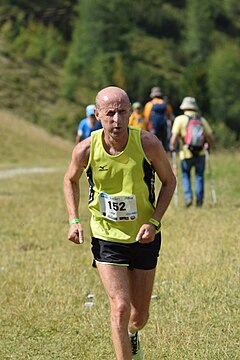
[
  {"xmin": 140, "ymin": 130, "xmax": 163, "ymax": 161},
  {"xmin": 140, "ymin": 129, "xmax": 161, "ymax": 146},
  {"xmin": 73, "ymin": 136, "xmax": 91, "ymax": 167}
]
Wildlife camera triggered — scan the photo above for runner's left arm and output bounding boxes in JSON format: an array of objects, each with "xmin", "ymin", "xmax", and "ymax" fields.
[{"xmin": 136, "ymin": 131, "xmax": 176, "ymax": 243}]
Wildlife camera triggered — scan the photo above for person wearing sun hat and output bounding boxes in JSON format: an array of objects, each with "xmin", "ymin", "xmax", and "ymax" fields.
[
  {"xmin": 75, "ymin": 104, "xmax": 102, "ymax": 143},
  {"xmin": 129, "ymin": 101, "xmax": 147, "ymax": 130},
  {"xmin": 170, "ymin": 97, "xmax": 214, "ymax": 207}
]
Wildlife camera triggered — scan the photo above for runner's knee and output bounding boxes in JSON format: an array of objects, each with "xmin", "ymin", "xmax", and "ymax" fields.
[
  {"xmin": 130, "ymin": 311, "xmax": 149, "ymax": 330},
  {"xmin": 110, "ymin": 299, "xmax": 131, "ymax": 324}
]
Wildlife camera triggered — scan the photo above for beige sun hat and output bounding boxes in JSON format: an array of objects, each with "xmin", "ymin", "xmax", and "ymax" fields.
[
  {"xmin": 180, "ymin": 97, "xmax": 198, "ymax": 111},
  {"xmin": 150, "ymin": 86, "xmax": 162, "ymax": 98}
]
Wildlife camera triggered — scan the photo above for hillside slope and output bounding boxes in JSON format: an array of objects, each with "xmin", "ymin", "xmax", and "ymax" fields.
[
  {"xmin": 0, "ymin": 44, "xmax": 82, "ymax": 141},
  {"xmin": 0, "ymin": 109, "xmax": 73, "ymax": 170}
]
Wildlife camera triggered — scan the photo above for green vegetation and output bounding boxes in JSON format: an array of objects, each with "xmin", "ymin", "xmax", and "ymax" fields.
[
  {"xmin": 0, "ymin": 49, "xmax": 81, "ymax": 141},
  {"xmin": 0, "ymin": 2, "xmax": 239, "ymax": 357},
  {"xmin": 0, "ymin": 112, "xmax": 239, "ymax": 359},
  {"xmin": 0, "ymin": 0, "xmax": 240, "ymax": 144}
]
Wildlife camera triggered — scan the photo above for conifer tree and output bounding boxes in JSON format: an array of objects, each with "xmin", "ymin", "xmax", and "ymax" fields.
[
  {"xmin": 181, "ymin": 0, "xmax": 215, "ymax": 111},
  {"xmin": 63, "ymin": 0, "xmax": 133, "ymax": 99}
]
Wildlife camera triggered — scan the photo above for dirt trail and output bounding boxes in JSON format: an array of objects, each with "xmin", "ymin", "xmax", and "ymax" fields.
[{"xmin": 0, "ymin": 167, "xmax": 57, "ymax": 179}]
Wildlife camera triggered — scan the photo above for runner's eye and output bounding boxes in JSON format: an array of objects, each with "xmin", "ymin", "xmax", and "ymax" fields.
[{"xmin": 106, "ymin": 111, "xmax": 115, "ymax": 117}]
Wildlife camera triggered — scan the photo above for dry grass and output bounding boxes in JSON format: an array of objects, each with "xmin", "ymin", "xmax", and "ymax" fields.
[
  {"xmin": 0, "ymin": 109, "xmax": 73, "ymax": 169},
  {"xmin": 0, "ymin": 112, "xmax": 239, "ymax": 359}
]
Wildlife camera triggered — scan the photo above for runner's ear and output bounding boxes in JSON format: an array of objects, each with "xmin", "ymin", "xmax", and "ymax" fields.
[{"xmin": 94, "ymin": 108, "xmax": 100, "ymax": 121}]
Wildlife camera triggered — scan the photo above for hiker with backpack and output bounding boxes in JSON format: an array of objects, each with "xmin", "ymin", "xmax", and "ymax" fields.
[
  {"xmin": 143, "ymin": 86, "xmax": 173, "ymax": 152},
  {"xmin": 170, "ymin": 97, "xmax": 214, "ymax": 207},
  {"xmin": 129, "ymin": 101, "xmax": 147, "ymax": 130}
]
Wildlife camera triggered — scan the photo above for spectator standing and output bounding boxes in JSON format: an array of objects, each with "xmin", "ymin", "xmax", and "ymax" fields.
[
  {"xmin": 75, "ymin": 104, "xmax": 102, "ymax": 144},
  {"xmin": 170, "ymin": 97, "xmax": 214, "ymax": 207}
]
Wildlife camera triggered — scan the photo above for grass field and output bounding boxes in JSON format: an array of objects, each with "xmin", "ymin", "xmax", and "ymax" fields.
[{"xmin": 0, "ymin": 111, "xmax": 239, "ymax": 359}]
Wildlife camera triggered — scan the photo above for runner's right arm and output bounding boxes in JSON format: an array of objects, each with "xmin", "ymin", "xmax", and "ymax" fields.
[{"xmin": 63, "ymin": 137, "xmax": 91, "ymax": 244}]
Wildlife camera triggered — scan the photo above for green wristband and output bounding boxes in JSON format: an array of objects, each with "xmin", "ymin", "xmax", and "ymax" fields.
[
  {"xmin": 69, "ymin": 218, "xmax": 80, "ymax": 225},
  {"xmin": 149, "ymin": 218, "xmax": 161, "ymax": 231}
]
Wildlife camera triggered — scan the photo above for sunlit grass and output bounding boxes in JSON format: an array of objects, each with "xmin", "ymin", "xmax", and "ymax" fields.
[
  {"xmin": 0, "ymin": 110, "xmax": 73, "ymax": 169},
  {"xmin": 0, "ymin": 112, "xmax": 239, "ymax": 359}
]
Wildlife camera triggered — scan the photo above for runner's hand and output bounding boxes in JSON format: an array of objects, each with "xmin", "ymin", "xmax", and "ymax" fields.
[
  {"xmin": 136, "ymin": 223, "xmax": 156, "ymax": 244},
  {"xmin": 68, "ymin": 223, "xmax": 84, "ymax": 244}
]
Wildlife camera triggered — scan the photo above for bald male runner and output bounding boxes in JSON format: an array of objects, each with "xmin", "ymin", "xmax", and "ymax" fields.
[{"xmin": 64, "ymin": 86, "xmax": 176, "ymax": 360}]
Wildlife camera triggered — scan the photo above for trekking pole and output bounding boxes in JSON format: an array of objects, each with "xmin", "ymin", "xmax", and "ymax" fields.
[
  {"xmin": 172, "ymin": 151, "xmax": 178, "ymax": 207},
  {"xmin": 205, "ymin": 149, "xmax": 217, "ymax": 206}
]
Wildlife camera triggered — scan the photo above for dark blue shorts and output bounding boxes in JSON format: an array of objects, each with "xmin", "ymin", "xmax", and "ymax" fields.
[{"xmin": 91, "ymin": 233, "xmax": 161, "ymax": 270}]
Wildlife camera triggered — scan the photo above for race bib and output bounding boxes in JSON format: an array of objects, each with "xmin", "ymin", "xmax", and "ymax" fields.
[{"xmin": 98, "ymin": 192, "xmax": 138, "ymax": 221}]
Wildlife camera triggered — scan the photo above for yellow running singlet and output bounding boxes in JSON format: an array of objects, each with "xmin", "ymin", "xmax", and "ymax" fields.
[{"xmin": 85, "ymin": 126, "xmax": 157, "ymax": 243}]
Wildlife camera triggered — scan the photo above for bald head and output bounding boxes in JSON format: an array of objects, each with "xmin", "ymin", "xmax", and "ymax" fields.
[{"xmin": 96, "ymin": 86, "xmax": 131, "ymax": 110}]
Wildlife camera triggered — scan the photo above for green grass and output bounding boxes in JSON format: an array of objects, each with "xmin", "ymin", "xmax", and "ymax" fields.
[{"xmin": 0, "ymin": 112, "xmax": 239, "ymax": 359}]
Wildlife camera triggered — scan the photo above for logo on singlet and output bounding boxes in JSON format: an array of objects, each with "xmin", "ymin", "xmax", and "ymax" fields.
[{"xmin": 99, "ymin": 165, "xmax": 108, "ymax": 171}]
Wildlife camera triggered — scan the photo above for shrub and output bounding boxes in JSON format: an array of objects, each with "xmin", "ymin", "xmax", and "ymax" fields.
[
  {"xmin": 211, "ymin": 121, "xmax": 237, "ymax": 149},
  {"xmin": 11, "ymin": 22, "xmax": 65, "ymax": 64}
]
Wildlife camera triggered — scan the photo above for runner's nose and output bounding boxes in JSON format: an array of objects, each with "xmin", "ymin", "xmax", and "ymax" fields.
[{"xmin": 113, "ymin": 111, "xmax": 120, "ymax": 124}]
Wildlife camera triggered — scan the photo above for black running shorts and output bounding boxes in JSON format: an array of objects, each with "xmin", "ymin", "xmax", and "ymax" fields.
[{"xmin": 91, "ymin": 233, "xmax": 161, "ymax": 270}]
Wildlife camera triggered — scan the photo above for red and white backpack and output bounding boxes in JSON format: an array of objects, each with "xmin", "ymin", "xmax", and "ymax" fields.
[{"xmin": 184, "ymin": 115, "xmax": 205, "ymax": 155}]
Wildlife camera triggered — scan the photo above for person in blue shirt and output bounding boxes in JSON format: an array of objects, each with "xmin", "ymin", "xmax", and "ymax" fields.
[{"xmin": 75, "ymin": 104, "xmax": 102, "ymax": 143}]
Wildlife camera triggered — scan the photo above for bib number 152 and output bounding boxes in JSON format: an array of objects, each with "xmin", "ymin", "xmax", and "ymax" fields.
[
  {"xmin": 99, "ymin": 192, "xmax": 138, "ymax": 221},
  {"xmin": 108, "ymin": 201, "xmax": 126, "ymax": 212}
]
